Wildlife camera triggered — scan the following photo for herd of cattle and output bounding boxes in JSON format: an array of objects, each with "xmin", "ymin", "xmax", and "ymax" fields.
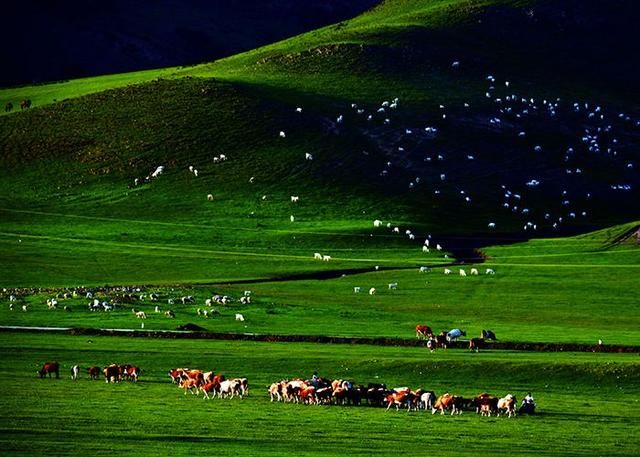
[
  {"xmin": 168, "ymin": 368, "xmax": 249, "ymax": 400},
  {"xmin": 38, "ymin": 361, "xmax": 141, "ymax": 383},
  {"xmin": 37, "ymin": 362, "xmax": 535, "ymax": 417},
  {"xmin": 268, "ymin": 377, "xmax": 533, "ymax": 417}
]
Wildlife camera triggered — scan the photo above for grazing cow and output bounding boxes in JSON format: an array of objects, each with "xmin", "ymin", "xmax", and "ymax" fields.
[
  {"xmin": 447, "ymin": 329, "xmax": 466, "ymax": 341},
  {"xmin": 240, "ymin": 296, "xmax": 250, "ymax": 305},
  {"xmin": 486, "ymin": 268, "xmax": 495, "ymax": 275},
  {"xmin": 421, "ymin": 391, "xmax": 436, "ymax": 410},
  {"xmin": 388, "ymin": 282, "xmax": 398, "ymax": 290},
  {"xmin": 200, "ymin": 381, "xmax": 220, "ymax": 399},
  {"xmin": 322, "ymin": 255, "xmax": 331, "ymax": 262},
  {"xmin": 386, "ymin": 390, "xmax": 414, "ymax": 412},
  {"xmin": 291, "ymin": 196, "xmax": 299, "ymax": 202},
  {"xmin": 87, "ymin": 366, "xmax": 101, "ymax": 380},
  {"xmin": 368, "ymin": 288, "xmax": 376, "ymax": 295},
  {"xmin": 435, "ymin": 332, "xmax": 448, "ymax": 349},
  {"xmin": 70, "ymin": 365, "xmax": 79, "ymax": 380},
  {"xmin": 235, "ymin": 313, "xmax": 245, "ymax": 322},
  {"xmin": 180, "ymin": 378, "xmax": 199, "ymax": 395},
  {"xmin": 432, "ymin": 394, "xmax": 464, "ymax": 415},
  {"xmin": 269, "ymin": 382, "xmax": 283, "ymax": 402},
  {"xmin": 165, "ymin": 310, "xmax": 175, "ymax": 318},
  {"xmin": 419, "ymin": 266, "xmax": 430, "ymax": 273},
  {"xmin": 415, "ymin": 325, "xmax": 433, "ymax": 339},
  {"xmin": 123, "ymin": 365, "xmax": 140, "ymax": 382},
  {"xmin": 38, "ymin": 362, "xmax": 59, "ymax": 379},
  {"xmin": 469, "ymin": 337, "xmax": 485, "ymax": 352},
  {"xmin": 459, "ymin": 269, "xmax": 467, "ymax": 277},
  {"xmin": 497, "ymin": 394, "xmax": 517, "ymax": 417},
  {"xmin": 473, "ymin": 393, "xmax": 499, "ymax": 416},
  {"xmin": 104, "ymin": 364, "xmax": 120, "ymax": 383},
  {"xmin": 300, "ymin": 386, "xmax": 317, "ymax": 405},
  {"xmin": 207, "ymin": 194, "xmax": 214, "ymax": 201},
  {"xmin": 470, "ymin": 268, "xmax": 479, "ymax": 275},
  {"xmin": 444, "ymin": 268, "xmax": 452, "ymax": 275},
  {"xmin": 135, "ymin": 311, "xmax": 147, "ymax": 319},
  {"xmin": 314, "ymin": 252, "xmax": 322, "ymax": 260},
  {"xmin": 481, "ymin": 329, "xmax": 497, "ymax": 340}
]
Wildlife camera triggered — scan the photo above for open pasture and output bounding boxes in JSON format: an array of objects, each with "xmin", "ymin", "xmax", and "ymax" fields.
[{"xmin": 0, "ymin": 332, "xmax": 638, "ymax": 456}]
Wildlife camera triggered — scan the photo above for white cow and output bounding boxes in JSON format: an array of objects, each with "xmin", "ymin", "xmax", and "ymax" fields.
[
  {"xmin": 322, "ymin": 255, "xmax": 331, "ymax": 262},
  {"xmin": 240, "ymin": 296, "xmax": 251, "ymax": 305},
  {"xmin": 305, "ymin": 153, "xmax": 313, "ymax": 160},
  {"xmin": 459, "ymin": 269, "xmax": 467, "ymax": 277},
  {"xmin": 369, "ymin": 288, "xmax": 376, "ymax": 295},
  {"xmin": 70, "ymin": 365, "xmax": 79, "ymax": 381},
  {"xmin": 291, "ymin": 196, "xmax": 299, "ymax": 202},
  {"xmin": 470, "ymin": 268, "xmax": 479, "ymax": 275},
  {"xmin": 290, "ymin": 215, "xmax": 295, "ymax": 222},
  {"xmin": 353, "ymin": 287, "xmax": 361, "ymax": 293},
  {"xmin": 419, "ymin": 266, "xmax": 430, "ymax": 273},
  {"xmin": 235, "ymin": 313, "xmax": 245, "ymax": 322},
  {"xmin": 314, "ymin": 253, "xmax": 322, "ymax": 260},
  {"xmin": 388, "ymin": 283, "xmax": 398, "ymax": 290},
  {"xmin": 279, "ymin": 131, "xmax": 286, "ymax": 138},
  {"xmin": 373, "ymin": 220, "xmax": 382, "ymax": 227},
  {"xmin": 207, "ymin": 194, "xmax": 214, "ymax": 201},
  {"xmin": 444, "ymin": 269, "xmax": 452, "ymax": 275},
  {"xmin": 135, "ymin": 311, "xmax": 147, "ymax": 319},
  {"xmin": 436, "ymin": 244, "xmax": 442, "ymax": 251},
  {"xmin": 244, "ymin": 290, "xmax": 252, "ymax": 297},
  {"xmin": 422, "ymin": 246, "xmax": 429, "ymax": 252},
  {"xmin": 486, "ymin": 268, "xmax": 496, "ymax": 275}
]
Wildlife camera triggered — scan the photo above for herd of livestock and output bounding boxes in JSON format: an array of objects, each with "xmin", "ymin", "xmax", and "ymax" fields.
[{"xmin": 37, "ymin": 362, "xmax": 536, "ymax": 417}]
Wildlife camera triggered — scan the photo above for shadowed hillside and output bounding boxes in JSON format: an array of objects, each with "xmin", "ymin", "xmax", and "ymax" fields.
[{"xmin": 2, "ymin": 0, "xmax": 378, "ymax": 86}]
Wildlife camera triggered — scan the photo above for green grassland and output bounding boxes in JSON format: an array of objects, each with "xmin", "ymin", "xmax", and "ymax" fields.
[
  {"xmin": 1, "ymin": 1, "xmax": 639, "ymax": 454},
  {"xmin": 0, "ymin": 332, "xmax": 638, "ymax": 456}
]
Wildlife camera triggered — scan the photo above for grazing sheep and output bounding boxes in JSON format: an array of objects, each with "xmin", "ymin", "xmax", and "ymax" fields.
[
  {"xmin": 470, "ymin": 268, "xmax": 479, "ymax": 275},
  {"xmin": 235, "ymin": 313, "xmax": 245, "ymax": 322},
  {"xmin": 444, "ymin": 269, "xmax": 452, "ymax": 275},
  {"xmin": 314, "ymin": 253, "xmax": 322, "ymax": 260},
  {"xmin": 279, "ymin": 131, "xmax": 286, "ymax": 138},
  {"xmin": 291, "ymin": 196, "xmax": 299, "ymax": 202},
  {"xmin": 368, "ymin": 288, "xmax": 376, "ymax": 295},
  {"xmin": 388, "ymin": 283, "xmax": 398, "ymax": 290},
  {"xmin": 486, "ymin": 268, "xmax": 496, "ymax": 275},
  {"xmin": 322, "ymin": 255, "xmax": 331, "ymax": 262},
  {"xmin": 207, "ymin": 194, "xmax": 214, "ymax": 201},
  {"xmin": 353, "ymin": 287, "xmax": 361, "ymax": 293},
  {"xmin": 459, "ymin": 269, "xmax": 467, "ymax": 277},
  {"xmin": 290, "ymin": 215, "xmax": 295, "ymax": 222}
]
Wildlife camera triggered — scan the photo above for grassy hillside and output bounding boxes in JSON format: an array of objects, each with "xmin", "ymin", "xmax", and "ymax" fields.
[
  {"xmin": 0, "ymin": 0, "xmax": 639, "ymax": 339},
  {"xmin": 1, "ymin": 332, "xmax": 638, "ymax": 456}
]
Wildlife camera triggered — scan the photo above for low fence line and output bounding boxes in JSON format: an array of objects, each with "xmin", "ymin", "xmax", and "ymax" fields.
[{"xmin": 0, "ymin": 325, "xmax": 637, "ymax": 353}]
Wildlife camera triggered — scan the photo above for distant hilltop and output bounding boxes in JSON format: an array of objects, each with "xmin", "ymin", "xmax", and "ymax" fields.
[{"xmin": 2, "ymin": 0, "xmax": 378, "ymax": 86}]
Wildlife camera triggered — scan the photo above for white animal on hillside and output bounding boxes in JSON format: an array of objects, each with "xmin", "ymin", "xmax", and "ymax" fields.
[
  {"xmin": 314, "ymin": 253, "xmax": 322, "ymax": 260},
  {"xmin": 470, "ymin": 268, "xmax": 479, "ymax": 275},
  {"xmin": 235, "ymin": 313, "xmax": 245, "ymax": 322},
  {"xmin": 444, "ymin": 269, "xmax": 452, "ymax": 275},
  {"xmin": 322, "ymin": 255, "xmax": 331, "ymax": 262},
  {"xmin": 486, "ymin": 268, "xmax": 495, "ymax": 275},
  {"xmin": 135, "ymin": 311, "xmax": 147, "ymax": 319},
  {"xmin": 70, "ymin": 365, "xmax": 79, "ymax": 381},
  {"xmin": 291, "ymin": 196, "xmax": 299, "ymax": 202},
  {"xmin": 207, "ymin": 194, "xmax": 214, "ymax": 201},
  {"xmin": 240, "ymin": 296, "xmax": 251, "ymax": 305},
  {"xmin": 369, "ymin": 288, "xmax": 376, "ymax": 295},
  {"xmin": 388, "ymin": 283, "xmax": 398, "ymax": 290},
  {"xmin": 373, "ymin": 220, "xmax": 382, "ymax": 227},
  {"xmin": 151, "ymin": 166, "xmax": 164, "ymax": 178},
  {"xmin": 305, "ymin": 153, "xmax": 313, "ymax": 160},
  {"xmin": 422, "ymin": 246, "xmax": 429, "ymax": 253},
  {"xmin": 436, "ymin": 244, "xmax": 442, "ymax": 251},
  {"xmin": 279, "ymin": 131, "xmax": 286, "ymax": 138},
  {"xmin": 353, "ymin": 287, "xmax": 361, "ymax": 293},
  {"xmin": 419, "ymin": 266, "xmax": 430, "ymax": 273},
  {"xmin": 296, "ymin": 107, "xmax": 302, "ymax": 113},
  {"xmin": 459, "ymin": 269, "xmax": 467, "ymax": 277},
  {"xmin": 290, "ymin": 215, "xmax": 295, "ymax": 222}
]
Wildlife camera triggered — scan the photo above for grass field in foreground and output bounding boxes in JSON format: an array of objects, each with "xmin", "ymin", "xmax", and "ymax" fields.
[{"xmin": 0, "ymin": 332, "xmax": 638, "ymax": 456}]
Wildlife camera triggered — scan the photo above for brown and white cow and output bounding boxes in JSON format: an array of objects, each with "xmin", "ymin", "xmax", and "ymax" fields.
[
  {"xmin": 472, "ymin": 393, "xmax": 498, "ymax": 416},
  {"xmin": 416, "ymin": 324, "xmax": 433, "ymax": 339},
  {"xmin": 432, "ymin": 393, "xmax": 464, "ymax": 415},
  {"xmin": 38, "ymin": 362, "xmax": 59, "ymax": 379},
  {"xmin": 498, "ymin": 394, "xmax": 517, "ymax": 418}
]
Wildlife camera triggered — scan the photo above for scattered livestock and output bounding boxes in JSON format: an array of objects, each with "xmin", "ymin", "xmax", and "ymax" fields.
[
  {"xmin": 70, "ymin": 365, "xmax": 79, "ymax": 380},
  {"xmin": 235, "ymin": 313, "xmax": 245, "ymax": 321}
]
